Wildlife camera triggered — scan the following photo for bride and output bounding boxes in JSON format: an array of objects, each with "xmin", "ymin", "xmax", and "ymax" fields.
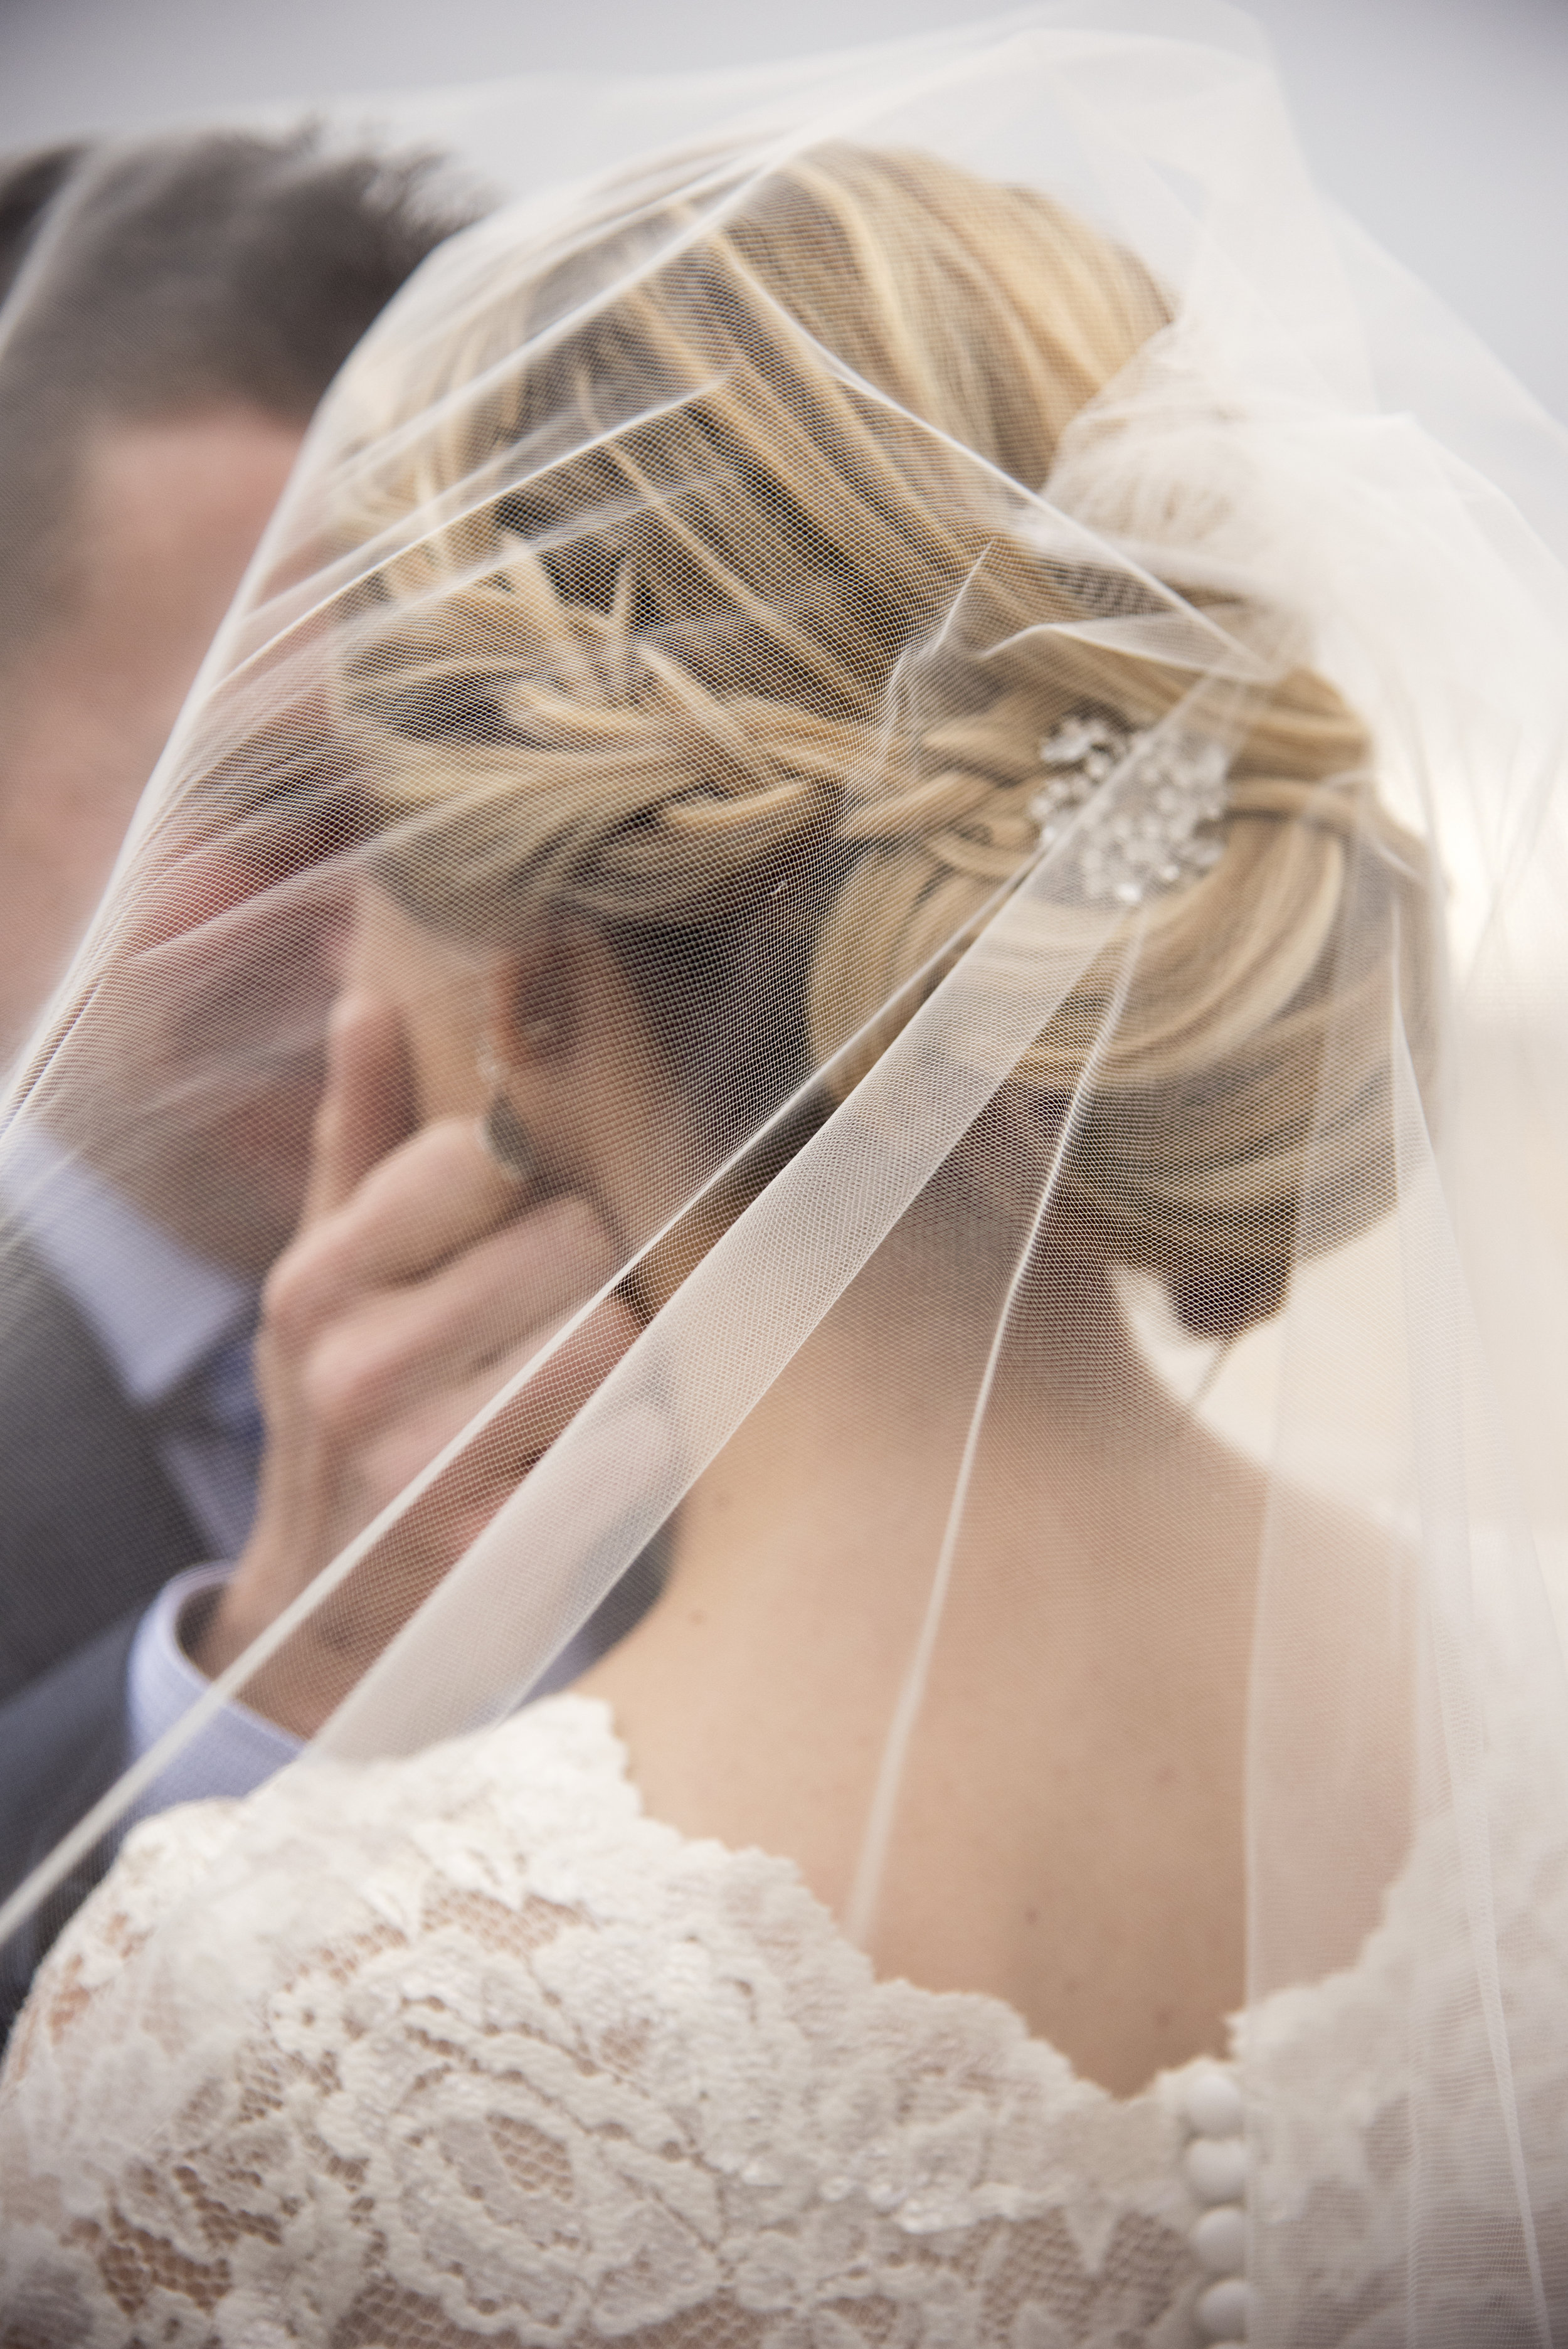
[{"xmin": 3, "ymin": 18, "xmax": 1568, "ymax": 2345}]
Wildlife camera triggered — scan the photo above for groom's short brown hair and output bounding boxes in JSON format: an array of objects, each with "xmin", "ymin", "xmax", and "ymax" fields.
[{"xmin": 0, "ymin": 126, "xmax": 479, "ymax": 647}]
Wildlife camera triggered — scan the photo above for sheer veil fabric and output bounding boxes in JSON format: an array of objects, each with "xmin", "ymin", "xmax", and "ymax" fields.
[{"xmin": 3, "ymin": 8, "xmax": 1568, "ymax": 2344}]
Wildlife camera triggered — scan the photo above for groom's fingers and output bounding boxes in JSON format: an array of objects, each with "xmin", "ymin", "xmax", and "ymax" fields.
[
  {"xmin": 272, "ymin": 1115, "xmax": 524, "ymax": 1338},
  {"xmin": 244, "ymin": 1294, "xmax": 653, "ymax": 1734},
  {"xmin": 338, "ymin": 1286, "xmax": 641, "ymax": 1528},
  {"xmin": 301, "ymin": 989, "xmax": 418, "ymax": 1228},
  {"xmin": 299, "ymin": 1194, "xmax": 620, "ymax": 1441}
]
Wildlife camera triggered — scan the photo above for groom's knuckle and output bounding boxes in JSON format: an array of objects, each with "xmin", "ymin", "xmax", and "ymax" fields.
[
  {"xmin": 262, "ymin": 1246, "xmax": 326, "ymax": 1351},
  {"xmin": 304, "ymin": 1331, "xmax": 388, "ymax": 1436}
]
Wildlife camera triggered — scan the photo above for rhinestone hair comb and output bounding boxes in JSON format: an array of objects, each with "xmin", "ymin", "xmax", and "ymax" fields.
[{"xmin": 1028, "ymin": 710, "xmax": 1228, "ymax": 906}]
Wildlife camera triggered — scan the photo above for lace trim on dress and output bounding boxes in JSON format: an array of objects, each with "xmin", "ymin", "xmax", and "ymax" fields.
[
  {"xmin": 3, "ymin": 1689, "xmax": 1567, "ymax": 2344},
  {"xmin": 0, "ymin": 1697, "xmax": 1218, "ymax": 2346}
]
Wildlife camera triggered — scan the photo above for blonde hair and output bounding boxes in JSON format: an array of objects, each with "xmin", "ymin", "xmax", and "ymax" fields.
[{"xmin": 334, "ymin": 143, "xmax": 1433, "ymax": 1337}]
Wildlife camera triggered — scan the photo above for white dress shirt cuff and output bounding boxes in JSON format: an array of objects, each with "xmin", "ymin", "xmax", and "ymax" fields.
[{"xmin": 127, "ymin": 1566, "xmax": 303, "ymax": 1810}]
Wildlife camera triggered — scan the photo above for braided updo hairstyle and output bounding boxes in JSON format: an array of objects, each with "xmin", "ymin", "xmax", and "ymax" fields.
[{"xmin": 329, "ymin": 142, "xmax": 1433, "ymax": 1339}]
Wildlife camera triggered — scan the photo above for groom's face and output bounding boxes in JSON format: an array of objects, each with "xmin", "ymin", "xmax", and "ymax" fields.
[
  {"xmin": 1, "ymin": 403, "xmax": 356, "ymax": 1278},
  {"xmin": 0, "ymin": 405, "xmax": 304, "ymax": 1072}
]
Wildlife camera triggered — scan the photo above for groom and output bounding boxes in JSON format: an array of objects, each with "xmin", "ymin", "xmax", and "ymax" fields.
[
  {"xmin": 0, "ymin": 135, "xmax": 657, "ymax": 2039},
  {"xmin": 0, "ymin": 124, "xmax": 484, "ymax": 1687},
  {"xmin": 0, "ymin": 127, "xmax": 488, "ymax": 2023}
]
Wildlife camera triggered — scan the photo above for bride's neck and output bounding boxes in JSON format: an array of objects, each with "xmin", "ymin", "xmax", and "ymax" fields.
[
  {"xmin": 582, "ymin": 1214, "xmax": 1265, "ymax": 2089},
  {"xmin": 668, "ymin": 1222, "xmax": 1192, "ymax": 1616}
]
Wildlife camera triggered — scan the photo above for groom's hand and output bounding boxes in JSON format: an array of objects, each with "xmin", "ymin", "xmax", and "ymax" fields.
[{"xmin": 194, "ymin": 990, "xmax": 638, "ymax": 1731}]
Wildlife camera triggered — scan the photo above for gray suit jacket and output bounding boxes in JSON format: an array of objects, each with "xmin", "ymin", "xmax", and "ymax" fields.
[
  {"xmin": 0, "ymin": 1614, "xmax": 137, "ymax": 2044},
  {"xmin": 0, "ymin": 1224, "xmax": 208, "ymax": 2040},
  {"xmin": 0, "ymin": 1221, "xmax": 205, "ymax": 1702}
]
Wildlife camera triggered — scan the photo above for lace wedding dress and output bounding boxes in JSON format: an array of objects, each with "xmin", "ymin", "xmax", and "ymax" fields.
[{"xmin": 3, "ymin": 1689, "xmax": 1565, "ymax": 2348}]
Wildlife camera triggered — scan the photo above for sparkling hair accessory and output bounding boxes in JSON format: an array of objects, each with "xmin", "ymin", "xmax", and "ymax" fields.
[{"xmin": 1028, "ymin": 710, "xmax": 1228, "ymax": 905}]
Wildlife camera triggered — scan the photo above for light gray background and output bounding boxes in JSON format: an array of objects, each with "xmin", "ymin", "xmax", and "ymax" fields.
[{"xmin": 0, "ymin": 0, "xmax": 1564, "ymax": 420}]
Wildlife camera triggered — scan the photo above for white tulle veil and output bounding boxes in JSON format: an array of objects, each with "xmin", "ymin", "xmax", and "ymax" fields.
[{"xmin": 3, "ymin": 8, "xmax": 1568, "ymax": 2339}]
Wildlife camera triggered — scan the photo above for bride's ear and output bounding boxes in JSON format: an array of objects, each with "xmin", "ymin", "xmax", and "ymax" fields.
[
  {"xmin": 484, "ymin": 925, "xmax": 697, "ymax": 1235},
  {"xmin": 487, "ymin": 933, "xmax": 578, "ymax": 1071}
]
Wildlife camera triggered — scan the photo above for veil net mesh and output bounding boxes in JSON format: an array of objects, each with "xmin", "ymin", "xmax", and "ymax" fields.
[{"xmin": 1, "ymin": 13, "xmax": 1568, "ymax": 2345}]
